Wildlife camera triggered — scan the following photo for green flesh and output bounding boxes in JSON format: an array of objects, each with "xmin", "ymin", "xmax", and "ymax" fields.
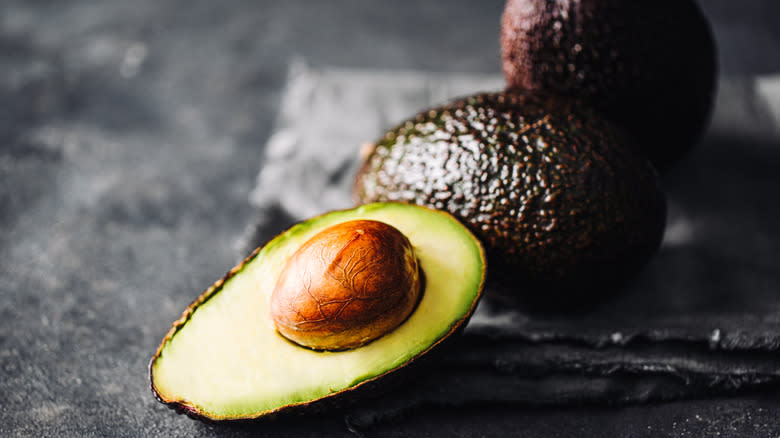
[{"xmin": 150, "ymin": 203, "xmax": 485, "ymax": 420}]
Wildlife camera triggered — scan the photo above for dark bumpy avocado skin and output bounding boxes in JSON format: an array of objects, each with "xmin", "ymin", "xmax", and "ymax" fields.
[
  {"xmin": 354, "ymin": 91, "xmax": 666, "ymax": 302},
  {"xmin": 501, "ymin": 0, "xmax": 717, "ymax": 169}
]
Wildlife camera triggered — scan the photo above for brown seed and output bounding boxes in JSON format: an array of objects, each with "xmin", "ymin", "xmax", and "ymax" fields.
[{"xmin": 270, "ymin": 220, "xmax": 421, "ymax": 351}]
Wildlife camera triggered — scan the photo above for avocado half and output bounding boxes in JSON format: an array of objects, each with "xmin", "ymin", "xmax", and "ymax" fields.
[{"xmin": 150, "ymin": 202, "xmax": 486, "ymax": 421}]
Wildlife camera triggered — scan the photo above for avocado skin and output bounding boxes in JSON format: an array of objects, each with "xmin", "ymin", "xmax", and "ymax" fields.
[
  {"xmin": 354, "ymin": 91, "xmax": 666, "ymax": 303},
  {"xmin": 501, "ymin": 0, "xmax": 717, "ymax": 169}
]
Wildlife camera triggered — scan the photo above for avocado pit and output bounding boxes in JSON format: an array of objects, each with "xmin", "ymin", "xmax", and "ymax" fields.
[{"xmin": 270, "ymin": 220, "xmax": 422, "ymax": 351}]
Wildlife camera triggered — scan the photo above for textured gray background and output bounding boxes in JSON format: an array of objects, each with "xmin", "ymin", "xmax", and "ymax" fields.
[{"xmin": 1, "ymin": 1, "xmax": 779, "ymax": 436}]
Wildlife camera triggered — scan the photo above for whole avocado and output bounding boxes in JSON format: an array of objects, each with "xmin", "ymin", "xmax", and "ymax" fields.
[
  {"xmin": 500, "ymin": 0, "xmax": 717, "ymax": 169},
  {"xmin": 354, "ymin": 91, "xmax": 666, "ymax": 303}
]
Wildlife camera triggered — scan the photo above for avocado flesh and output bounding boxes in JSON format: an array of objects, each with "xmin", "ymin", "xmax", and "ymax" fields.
[{"xmin": 150, "ymin": 202, "xmax": 485, "ymax": 421}]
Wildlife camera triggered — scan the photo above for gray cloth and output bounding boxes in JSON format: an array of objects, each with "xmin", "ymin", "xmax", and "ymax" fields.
[{"xmin": 243, "ymin": 61, "xmax": 780, "ymax": 420}]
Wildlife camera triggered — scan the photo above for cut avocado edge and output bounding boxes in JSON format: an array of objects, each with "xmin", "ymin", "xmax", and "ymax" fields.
[{"xmin": 149, "ymin": 202, "xmax": 486, "ymax": 422}]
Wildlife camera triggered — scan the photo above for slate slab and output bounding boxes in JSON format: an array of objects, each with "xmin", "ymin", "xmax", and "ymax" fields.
[{"xmin": 242, "ymin": 62, "xmax": 780, "ymax": 419}]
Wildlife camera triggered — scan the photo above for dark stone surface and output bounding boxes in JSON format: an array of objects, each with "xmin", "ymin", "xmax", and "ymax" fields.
[
  {"xmin": 240, "ymin": 60, "xmax": 780, "ymax": 417},
  {"xmin": 1, "ymin": 0, "xmax": 779, "ymax": 436}
]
